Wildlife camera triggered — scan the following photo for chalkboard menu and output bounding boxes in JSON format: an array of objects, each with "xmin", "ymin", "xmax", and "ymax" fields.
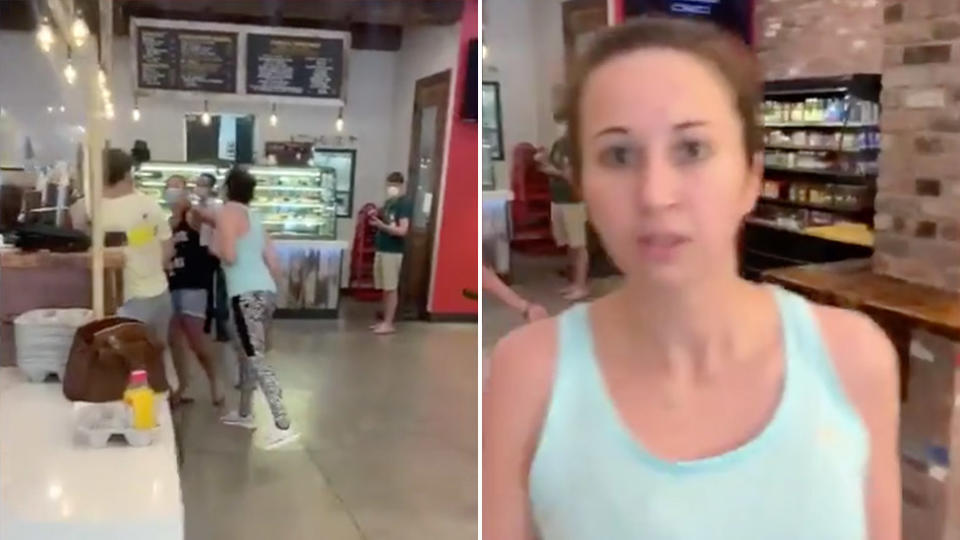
[
  {"xmin": 624, "ymin": 0, "xmax": 753, "ymax": 44},
  {"xmin": 137, "ymin": 27, "xmax": 238, "ymax": 93},
  {"xmin": 245, "ymin": 34, "xmax": 344, "ymax": 99}
]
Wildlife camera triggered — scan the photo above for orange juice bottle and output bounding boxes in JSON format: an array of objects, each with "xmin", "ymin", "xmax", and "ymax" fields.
[{"xmin": 123, "ymin": 370, "xmax": 156, "ymax": 430}]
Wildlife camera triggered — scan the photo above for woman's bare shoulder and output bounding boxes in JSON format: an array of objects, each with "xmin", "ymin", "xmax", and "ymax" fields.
[
  {"xmin": 489, "ymin": 314, "xmax": 560, "ymax": 387},
  {"xmin": 810, "ymin": 303, "xmax": 899, "ymax": 427}
]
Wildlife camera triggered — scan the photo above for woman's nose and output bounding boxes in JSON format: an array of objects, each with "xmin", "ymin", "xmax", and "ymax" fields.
[{"xmin": 632, "ymin": 156, "xmax": 679, "ymax": 212}]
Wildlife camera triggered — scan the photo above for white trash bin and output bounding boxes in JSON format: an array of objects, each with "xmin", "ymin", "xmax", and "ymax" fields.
[{"xmin": 14, "ymin": 308, "xmax": 94, "ymax": 382}]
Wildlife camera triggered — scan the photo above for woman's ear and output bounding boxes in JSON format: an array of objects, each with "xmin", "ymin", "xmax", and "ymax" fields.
[{"xmin": 738, "ymin": 152, "xmax": 763, "ymax": 218}]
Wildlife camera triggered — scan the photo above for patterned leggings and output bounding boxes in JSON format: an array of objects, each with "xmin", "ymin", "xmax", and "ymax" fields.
[{"xmin": 232, "ymin": 291, "xmax": 290, "ymax": 430}]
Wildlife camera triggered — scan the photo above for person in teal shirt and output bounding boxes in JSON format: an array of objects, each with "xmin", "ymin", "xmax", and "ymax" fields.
[
  {"xmin": 485, "ymin": 19, "xmax": 900, "ymax": 540},
  {"xmin": 369, "ymin": 172, "xmax": 412, "ymax": 334}
]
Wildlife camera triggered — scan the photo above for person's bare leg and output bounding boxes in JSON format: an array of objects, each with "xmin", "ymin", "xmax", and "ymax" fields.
[
  {"xmin": 167, "ymin": 316, "xmax": 193, "ymax": 405},
  {"xmin": 374, "ymin": 289, "xmax": 398, "ymax": 334},
  {"xmin": 563, "ymin": 247, "xmax": 589, "ymax": 300},
  {"xmin": 181, "ymin": 315, "xmax": 224, "ymax": 406}
]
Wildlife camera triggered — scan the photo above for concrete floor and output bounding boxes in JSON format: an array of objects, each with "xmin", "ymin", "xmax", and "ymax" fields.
[
  {"xmin": 173, "ymin": 301, "xmax": 477, "ymax": 540},
  {"xmin": 483, "ymin": 253, "xmax": 622, "ymax": 351}
]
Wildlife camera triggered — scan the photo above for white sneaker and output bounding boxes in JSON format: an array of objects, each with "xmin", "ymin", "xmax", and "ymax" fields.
[
  {"xmin": 220, "ymin": 411, "xmax": 256, "ymax": 430},
  {"xmin": 262, "ymin": 427, "xmax": 301, "ymax": 450}
]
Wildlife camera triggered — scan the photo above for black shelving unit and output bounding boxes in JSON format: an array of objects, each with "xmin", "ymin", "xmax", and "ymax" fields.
[{"xmin": 742, "ymin": 74, "xmax": 881, "ymax": 281}]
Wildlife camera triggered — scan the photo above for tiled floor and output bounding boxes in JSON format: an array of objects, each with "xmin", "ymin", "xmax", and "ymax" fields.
[{"xmin": 173, "ymin": 301, "xmax": 477, "ymax": 540}]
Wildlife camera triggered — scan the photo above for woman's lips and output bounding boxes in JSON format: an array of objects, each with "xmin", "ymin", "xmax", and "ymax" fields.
[{"xmin": 637, "ymin": 233, "xmax": 690, "ymax": 263}]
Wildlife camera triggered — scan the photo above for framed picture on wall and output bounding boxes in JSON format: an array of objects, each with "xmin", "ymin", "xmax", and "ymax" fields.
[{"xmin": 482, "ymin": 82, "xmax": 504, "ymax": 161}]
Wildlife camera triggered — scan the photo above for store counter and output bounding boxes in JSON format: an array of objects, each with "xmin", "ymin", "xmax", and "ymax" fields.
[
  {"xmin": 0, "ymin": 368, "xmax": 183, "ymax": 540},
  {"xmin": 272, "ymin": 238, "xmax": 348, "ymax": 319},
  {"xmin": 0, "ymin": 248, "xmax": 125, "ymax": 366},
  {"xmin": 482, "ymin": 190, "xmax": 513, "ymax": 275}
]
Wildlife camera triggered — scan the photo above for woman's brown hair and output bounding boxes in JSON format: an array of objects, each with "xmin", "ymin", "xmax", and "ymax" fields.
[{"xmin": 565, "ymin": 17, "xmax": 762, "ymax": 186}]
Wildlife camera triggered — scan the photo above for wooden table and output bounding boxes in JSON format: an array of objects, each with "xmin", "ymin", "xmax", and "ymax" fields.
[
  {"xmin": 0, "ymin": 248, "xmax": 124, "ymax": 366},
  {"xmin": 762, "ymin": 259, "xmax": 960, "ymax": 398}
]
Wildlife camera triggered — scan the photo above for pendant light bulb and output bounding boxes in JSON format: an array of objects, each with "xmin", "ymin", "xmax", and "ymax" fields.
[
  {"xmin": 71, "ymin": 11, "xmax": 89, "ymax": 48},
  {"xmin": 102, "ymin": 87, "xmax": 112, "ymax": 101},
  {"xmin": 63, "ymin": 55, "xmax": 77, "ymax": 85},
  {"xmin": 201, "ymin": 101, "xmax": 211, "ymax": 126},
  {"xmin": 482, "ymin": 44, "xmax": 488, "ymax": 60},
  {"xmin": 132, "ymin": 107, "xmax": 141, "ymax": 122},
  {"xmin": 335, "ymin": 108, "xmax": 344, "ymax": 132},
  {"xmin": 269, "ymin": 103, "xmax": 278, "ymax": 127},
  {"xmin": 98, "ymin": 68, "xmax": 107, "ymax": 88},
  {"xmin": 37, "ymin": 17, "xmax": 55, "ymax": 52},
  {"xmin": 105, "ymin": 103, "xmax": 115, "ymax": 120}
]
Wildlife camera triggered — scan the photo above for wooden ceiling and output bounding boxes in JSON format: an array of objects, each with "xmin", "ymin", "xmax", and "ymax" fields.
[{"xmin": 111, "ymin": 0, "xmax": 464, "ymax": 29}]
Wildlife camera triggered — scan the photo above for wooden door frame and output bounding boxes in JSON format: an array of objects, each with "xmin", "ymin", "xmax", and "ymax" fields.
[{"xmin": 401, "ymin": 69, "xmax": 452, "ymax": 319}]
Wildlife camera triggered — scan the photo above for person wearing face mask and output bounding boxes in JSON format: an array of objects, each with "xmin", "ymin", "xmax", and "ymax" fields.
[
  {"xmin": 537, "ymin": 116, "xmax": 590, "ymax": 302},
  {"xmin": 368, "ymin": 172, "xmax": 412, "ymax": 335},
  {"xmin": 164, "ymin": 175, "xmax": 223, "ymax": 407}
]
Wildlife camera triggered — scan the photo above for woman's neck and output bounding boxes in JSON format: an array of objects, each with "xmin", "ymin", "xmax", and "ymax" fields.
[{"xmin": 608, "ymin": 273, "xmax": 769, "ymax": 376}]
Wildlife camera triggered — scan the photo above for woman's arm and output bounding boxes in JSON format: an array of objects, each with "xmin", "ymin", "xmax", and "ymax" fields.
[
  {"xmin": 483, "ymin": 321, "xmax": 557, "ymax": 539},
  {"xmin": 262, "ymin": 233, "xmax": 282, "ymax": 284},
  {"xmin": 818, "ymin": 306, "xmax": 902, "ymax": 540},
  {"xmin": 482, "ymin": 266, "xmax": 547, "ymax": 321},
  {"xmin": 215, "ymin": 204, "xmax": 242, "ymax": 265}
]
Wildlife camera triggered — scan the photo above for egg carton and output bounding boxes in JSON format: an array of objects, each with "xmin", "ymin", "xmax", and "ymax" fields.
[
  {"xmin": 73, "ymin": 401, "xmax": 160, "ymax": 448},
  {"xmin": 15, "ymin": 308, "xmax": 94, "ymax": 382}
]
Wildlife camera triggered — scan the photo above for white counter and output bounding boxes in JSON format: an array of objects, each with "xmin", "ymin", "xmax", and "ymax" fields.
[{"xmin": 0, "ymin": 368, "xmax": 183, "ymax": 540}]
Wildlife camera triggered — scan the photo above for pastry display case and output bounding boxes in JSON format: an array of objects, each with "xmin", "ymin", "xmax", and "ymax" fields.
[
  {"xmin": 134, "ymin": 162, "xmax": 337, "ymax": 240},
  {"xmin": 246, "ymin": 166, "xmax": 337, "ymax": 240}
]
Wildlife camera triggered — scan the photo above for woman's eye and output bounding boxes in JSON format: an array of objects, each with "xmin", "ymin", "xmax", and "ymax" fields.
[
  {"xmin": 673, "ymin": 140, "xmax": 712, "ymax": 164},
  {"xmin": 597, "ymin": 145, "xmax": 635, "ymax": 168}
]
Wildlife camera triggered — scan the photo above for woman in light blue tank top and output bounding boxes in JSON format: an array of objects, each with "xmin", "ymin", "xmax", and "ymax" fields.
[
  {"xmin": 214, "ymin": 168, "xmax": 300, "ymax": 450},
  {"xmin": 483, "ymin": 19, "xmax": 901, "ymax": 540}
]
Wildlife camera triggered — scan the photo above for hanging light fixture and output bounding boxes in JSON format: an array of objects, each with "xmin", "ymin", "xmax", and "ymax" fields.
[
  {"xmin": 37, "ymin": 17, "xmax": 55, "ymax": 52},
  {"xmin": 335, "ymin": 107, "xmax": 344, "ymax": 132},
  {"xmin": 482, "ymin": 43, "xmax": 488, "ymax": 60},
  {"xmin": 269, "ymin": 103, "xmax": 278, "ymax": 127},
  {"xmin": 132, "ymin": 97, "xmax": 141, "ymax": 122},
  {"xmin": 102, "ymin": 86, "xmax": 112, "ymax": 101},
  {"xmin": 63, "ymin": 48, "xmax": 77, "ymax": 85},
  {"xmin": 98, "ymin": 67, "xmax": 107, "ymax": 88},
  {"xmin": 59, "ymin": 105, "xmax": 65, "ymax": 113},
  {"xmin": 105, "ymin": 102, "xmax": 115, "ymax": 120},
  {"xmin": 201, "ymin": 100, "xmax": 211, "ymax": 126},
  {"xmin": 71, "ymin": 10, "xmax": 90, "ymax": 48}
]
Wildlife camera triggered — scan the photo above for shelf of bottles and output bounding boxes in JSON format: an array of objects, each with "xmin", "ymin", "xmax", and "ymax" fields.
[
  {"xmin": 755, "ymin": 74, "xmax": 881, "ymax": 233},
  {"xmin": 133, "ymin": 162, "xmax": 337, "ymax": 240}
]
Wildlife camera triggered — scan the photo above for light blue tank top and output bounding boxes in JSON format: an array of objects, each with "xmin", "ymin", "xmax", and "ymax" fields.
[
  {"xmin": 529, "ymin": 286, "xmax": 868, "ymax": 540},
  {"xmin": 222, "ymin": 207, "xmax": 277, "ymax": 297}
]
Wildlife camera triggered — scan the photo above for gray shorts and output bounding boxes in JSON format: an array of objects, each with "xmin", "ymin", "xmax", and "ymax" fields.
[
  {"xmin": 171, "ymin": 288, "xmax": 207, "ymax": 319},
  {"xmin": 118, "ymin": 291, "xmax": 173, "ymax": 343}
]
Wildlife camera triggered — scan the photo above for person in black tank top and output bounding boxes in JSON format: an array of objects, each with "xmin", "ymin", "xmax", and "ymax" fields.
[{"xmin": 165, "ymin": 176, "xmax": 223, "ymax": 407}]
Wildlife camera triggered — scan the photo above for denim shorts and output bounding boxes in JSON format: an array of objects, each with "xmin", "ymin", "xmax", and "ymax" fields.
[{"xmin": 170, "ymin": 288, "xmax": 208, "ymax": 319}]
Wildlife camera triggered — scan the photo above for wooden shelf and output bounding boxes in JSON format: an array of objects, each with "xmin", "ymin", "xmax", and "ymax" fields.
[
  {"xmin": 765, "ymin": 144, "xmax": 877, "ymax": 153},
  {"xmin": 764, "ymin": 164, "xmax": 876, "ymax": 181},
  {"xmin": 764, "ymin": 121, "xmax": 878, "ymax": 129},
  {"xmin": 758, "ymin": 197, "xmax": 870, "ymax": 215}
]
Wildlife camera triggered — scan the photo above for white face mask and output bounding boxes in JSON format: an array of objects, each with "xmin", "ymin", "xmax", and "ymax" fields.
[
  {"xmin": 386, "ymin": 185, "xmax": 400, "ymax": 198},
  {"xmin": 164, "ymin": 187, "xmax": 184, "ymax": 205}
]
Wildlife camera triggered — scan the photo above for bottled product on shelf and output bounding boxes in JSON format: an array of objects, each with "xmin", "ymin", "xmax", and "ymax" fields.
[{"xmin": 124, "ymin": 369, "xmax": 156, "ymax": 430}]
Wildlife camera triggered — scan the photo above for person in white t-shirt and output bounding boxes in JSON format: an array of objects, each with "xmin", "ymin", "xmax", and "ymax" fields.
[{"xmin": 74, "ymin": 149, "xmax": 180, "ymax": 396}]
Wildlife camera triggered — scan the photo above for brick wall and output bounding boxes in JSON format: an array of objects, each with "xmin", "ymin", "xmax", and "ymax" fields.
[
  {"xmin": 875, "ymin": 1, "xmax": 960, "ymax": 291},
  {"xmin": 755, "ymin": 0, "xmax": 883, "ymax": 79}
]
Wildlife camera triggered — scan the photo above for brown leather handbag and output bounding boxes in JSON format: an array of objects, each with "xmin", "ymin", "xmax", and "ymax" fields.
[{"xmin": 62, "ymin": 317, "xmax": 169, "ymax": 402}]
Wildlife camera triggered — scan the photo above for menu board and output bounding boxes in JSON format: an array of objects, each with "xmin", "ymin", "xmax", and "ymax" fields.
[
  {"xmin": 137, "ymin": 27, "xmax": 238, "ymax": 93},
  {"xmin": 623, "ymin": 0, "xmax": 753, "ymax": 44},
  {"xmin": 245, "ymin": 34, "xmax": 344, "ymax": 99}
]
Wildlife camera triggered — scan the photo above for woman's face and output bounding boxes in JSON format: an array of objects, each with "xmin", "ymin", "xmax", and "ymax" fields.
[{"xmin": 579, "ymin": 48, "xmax": 759, "ymax": 286}]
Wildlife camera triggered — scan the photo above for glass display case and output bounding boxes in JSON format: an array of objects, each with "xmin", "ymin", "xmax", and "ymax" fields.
[
  {"xmin": 246, "ymin": 166, "xmax": 337, "ymax": 239},
  {"xmin": 311, "ymin": 148, "xmax": 356, "ymax": 217},
  {"xmin": 134, "ymin": 162, "xmax": 337, "ymax": 239},
  {"xmin": 133, "ymin": 161, "xmax": 222, "ymax": 204}
]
